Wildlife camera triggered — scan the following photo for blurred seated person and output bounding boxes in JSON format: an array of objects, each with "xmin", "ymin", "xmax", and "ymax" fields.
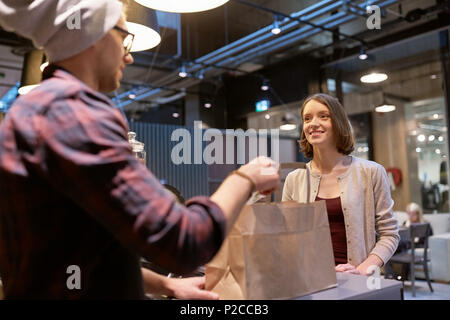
[
  {"xmin": 404, "ymin": 202, "xmax": 433, "ymax": 244},
  {"xmin": 395, "ymin": 202, "xmax": 433, "ymax": 253},
  {"xmin": 384, "ymin": 202, "xmax": 433, "ymax": 279}
]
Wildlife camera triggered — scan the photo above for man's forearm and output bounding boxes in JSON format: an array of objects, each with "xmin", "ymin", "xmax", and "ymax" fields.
[
  {"xmin": 210, "ymin": 173, "xmax": 252, "ymax": 234},
  {"xmin": 141, "ymin": 268, "xmax": 173, "ymax": 297}
]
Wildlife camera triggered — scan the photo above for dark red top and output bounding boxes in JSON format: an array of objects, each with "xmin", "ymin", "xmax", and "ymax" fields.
[{"xmin": 316, "ymin": 196, "xmax": 348, "ymax": 265}]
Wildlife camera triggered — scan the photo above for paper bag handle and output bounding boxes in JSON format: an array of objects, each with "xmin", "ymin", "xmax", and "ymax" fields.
[{"xmin": 265, "ymin": 162, "xmax": 310, "ymax": 204}]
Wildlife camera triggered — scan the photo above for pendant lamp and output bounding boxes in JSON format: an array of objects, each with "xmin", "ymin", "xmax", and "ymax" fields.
[
  {"xmin": 134, "ymin": 0, "xmax": 230, "ymax": 13},
  {"xmin": 126, "ymin": 1, "xmax": 161, "ymax": 52}
]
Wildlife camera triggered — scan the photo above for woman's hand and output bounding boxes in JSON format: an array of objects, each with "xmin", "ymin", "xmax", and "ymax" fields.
[
  {"xmin": 336, "ymin": 254, "xmax": 383, "ymax": 276},
  {"xmin": 356, "ymin": 254, "xmax": 384, "ymax": 276},
  {"xmin": 335, "ymin": 263, "xmax": 360, "ymax": 275}
]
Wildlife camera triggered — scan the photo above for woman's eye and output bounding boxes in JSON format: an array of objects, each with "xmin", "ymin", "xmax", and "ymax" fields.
[{"xmin": 321, "ymin": 114, "xmax": 329, "ymax": 119}]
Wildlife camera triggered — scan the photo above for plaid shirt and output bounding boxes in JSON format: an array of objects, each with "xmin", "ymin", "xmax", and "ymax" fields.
[{"xmin": 0, "ymin": 67, "xmax": 226, "ymax": 299}]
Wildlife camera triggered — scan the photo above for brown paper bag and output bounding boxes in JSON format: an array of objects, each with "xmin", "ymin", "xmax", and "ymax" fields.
[{"xmin": 205, "ymin": 163, "xmax": 337, "ymax": 300}]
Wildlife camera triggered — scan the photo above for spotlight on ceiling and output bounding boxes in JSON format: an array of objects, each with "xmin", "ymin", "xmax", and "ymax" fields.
[
  {"xmin": 261, "ymin": 79, "xmax": 270, "ymax": 91},
  {"xmin": 134, "ymin": 0, "xmax": 230, "ymax": 13},
  {"xmin": 179, "ymin": 65, "xmax": 188, "ymax": 78},
  {"xmin": 358, "ymin": 46, "xmax": 368, "ymax": 60},
  {"xmin": 271, "ymin": 16, "xmax": 281, "ymax": 35}
]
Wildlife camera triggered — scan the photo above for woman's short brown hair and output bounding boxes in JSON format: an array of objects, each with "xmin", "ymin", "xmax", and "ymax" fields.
[{"xmin": 299, "ymin": 93, "xmax": 354, "ymax": 158}]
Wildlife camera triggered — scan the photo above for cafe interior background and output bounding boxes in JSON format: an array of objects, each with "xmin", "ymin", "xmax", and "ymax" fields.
[{"xmin": 1, "ymin": 0, "xmax": 450, "ymax": 300}]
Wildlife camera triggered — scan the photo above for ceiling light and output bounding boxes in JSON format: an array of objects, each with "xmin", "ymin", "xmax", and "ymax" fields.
[
  {"xmin": 129, "ymin": 94, "xmax": 136, "ymax": 99},
  {"xmin": 433, "ymin": 113, "xmax": 439, "ymax": 119},
  {"xmin": 271, "ymin": 17, "xmax": 281, "ymax": 35},
  {"xmin": 280, "ymin": 124, "xmax": 297, "ymax": 131},
  {"xmin": 204, "ymin": 103, "xmax": 212, "ymax": 108},
  {"xmin": 172, "ymin": 112, "xmax": 180, "ymax": 118},
  {"xmin": 18, "ymin": 84, "xmax": 39, "ymax": 95},
  {"xmin": 126, "ymin": 2, "xmax": 161, "ymax": 52},
  {"xmin": 265, "ymin": 114, "xmax": 270, "ymax": 120},
  {"xmin": 375, "ymin": 104, "xmax": 396, "ymax": 113},
  {"xmin": 430, "ymin": 74, "xmax": 437, "ymax": 80},
  {"xmin": 179, "ymin": 65, "xmax": 187, "ymax": 78},
  {"xmin": 411, "ymin": 130, "xmax": 418, "ymax": 135},
  {"xmin": 280, "ymin": 113, "xmax": 297, "ymax": 131},
  {"xmin": 417, "ymin": 134, "xmax": 426, "ymax": 142},
  {"xmin": 436, "ymin": 149, "xmax": 441, "ymax": 155},
  {"xmin": 134, "ymin": 0, "xmax": 230, "ymax": 13},
  {"xmin": 429, "ymin": 135, "xmax": 435, "ymax": 142},
  {"xmin": 358, "ymin": 46, "xmax": 368, "ymax": 60},
  {"xmin": 439, "ymin": 136, "xmax": 444, "ymax": 142},
  {"xmin": 126, "ymin": 22, "xmax": 161, "ymax": 51},
  {"xmin": 261, "ymin": 79, "xmax": 270, "ymax": 91},
  {"xmin": 416, "ymin": 147, "xmax": 422, "ymax": 153},
  {"xmin": 360, "ymin": 72, "xmax": 388, "ymax": 83}
]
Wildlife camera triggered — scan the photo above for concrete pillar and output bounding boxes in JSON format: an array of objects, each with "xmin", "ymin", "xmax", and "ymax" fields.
[
  {"xmin": 20, "ymin": 49, "xmax": 44, "ymax": 87},
  {"xmin": 184, "ymin": 91, "xmax": 201, "ymax": 127}
]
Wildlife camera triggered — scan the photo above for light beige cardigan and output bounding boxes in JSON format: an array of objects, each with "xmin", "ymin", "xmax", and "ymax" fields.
[{"xmin": 282, "ymin": 156, "xmax": 400, "ymax": 266}]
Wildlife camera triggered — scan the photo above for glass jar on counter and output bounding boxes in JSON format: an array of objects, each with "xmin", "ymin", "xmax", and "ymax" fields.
[{"xmin": 128, "ymin": 131, "xmax": 146, "ymax": 166}]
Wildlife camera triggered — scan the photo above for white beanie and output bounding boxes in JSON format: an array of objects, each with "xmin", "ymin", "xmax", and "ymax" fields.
[{"xmin": 0, "ymin": 0, "xmax": 123, "ymax": 63}]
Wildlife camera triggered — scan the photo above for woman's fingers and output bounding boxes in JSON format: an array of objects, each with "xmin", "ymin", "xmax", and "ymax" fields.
[{"xmin": 335, "ymin": 263, "xmax": 357, "ymax": 272}]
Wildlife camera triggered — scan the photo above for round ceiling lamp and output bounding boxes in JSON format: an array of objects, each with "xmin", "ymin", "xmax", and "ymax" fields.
[
  {"xmin": 127, "ymin": 1, "xmax": 161, "ymax": 52},
  {"xmin": 280, "ymin": 113, "xmax": 297, "ymax": 131},
  {"xmin": 375, "ymin": 104, "xmax": 396, "ymax": 113},
  {"xmin": 134, "ymin": 0, "xmax": 230, "ymax": 13},
  {"xmin": 360, "ymin": 72, "xmax": 388, "ymax": 83},
  {"xmin": 280, "ymin": 123, "xmax": 297, "ymax": 131}
]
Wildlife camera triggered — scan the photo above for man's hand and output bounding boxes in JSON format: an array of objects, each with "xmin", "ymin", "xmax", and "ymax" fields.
[
  {"xmin": 238, "ymin": 156, "xmax": 280, "ymax": 194},
  {"xmin": 142, "ymin": 268, "xmax": 219, "ymax": 300}
]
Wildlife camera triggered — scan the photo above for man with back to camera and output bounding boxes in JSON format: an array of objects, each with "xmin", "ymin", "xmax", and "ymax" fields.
[{"xmin": 0, "ymin": 0, "xmax": 280, "ymax": 299}]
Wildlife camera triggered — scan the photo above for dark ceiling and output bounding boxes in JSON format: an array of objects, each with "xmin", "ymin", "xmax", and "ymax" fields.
[{"xmin": 1, "ymin": 0, "xmax": 450, "ymax": 126}]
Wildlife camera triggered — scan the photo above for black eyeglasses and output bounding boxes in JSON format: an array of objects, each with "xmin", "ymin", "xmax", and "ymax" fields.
[{"xmin": 113, "ymin": 26, "xmax": 135, "ymax": 55}]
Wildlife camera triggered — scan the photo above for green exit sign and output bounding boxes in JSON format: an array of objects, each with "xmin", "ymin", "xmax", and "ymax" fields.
[{"xmin": 255, "ymin": 100, "xmax": 270, "ymax": 112}]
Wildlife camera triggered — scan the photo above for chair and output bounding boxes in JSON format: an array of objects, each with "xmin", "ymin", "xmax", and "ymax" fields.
[{"xmin": 389, "ymin": 223, "xmax": 433, "ymax": 297}]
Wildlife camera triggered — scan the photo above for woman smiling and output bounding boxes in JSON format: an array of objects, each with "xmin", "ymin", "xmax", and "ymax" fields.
[{"xmin": 282, "ymin": 93, "xmax": 400, "ymax": 276}]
